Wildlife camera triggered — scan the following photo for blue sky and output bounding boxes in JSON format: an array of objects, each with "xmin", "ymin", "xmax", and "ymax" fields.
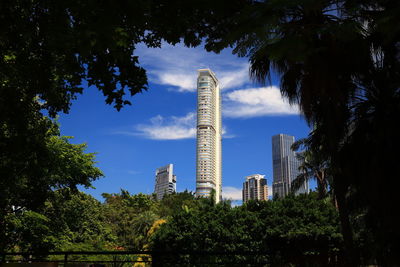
[{"xmin": 58, "ymin": 43, "xmax": 311, "ymax": 203}]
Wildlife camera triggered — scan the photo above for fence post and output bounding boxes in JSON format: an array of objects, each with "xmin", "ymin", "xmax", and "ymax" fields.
[{"xmin": 64, "ymin": 253, "xmax": 68, "ymax": 266}]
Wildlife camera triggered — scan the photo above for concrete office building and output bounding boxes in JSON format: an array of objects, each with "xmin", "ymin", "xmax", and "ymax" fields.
[
  {"xmin": 154, "ymin": 164, "xmax": 176, "ymax": 200},
  {"xmin": 195, "ymin": 69, "xmax": 222, "ymax": 203},
  {"xmin": 272, "ymin": 134, "xmax": 309, "ymax": 198},
  {"xmin": 242, "ymin": 174, "xmax": 268, "ymax": 202}
]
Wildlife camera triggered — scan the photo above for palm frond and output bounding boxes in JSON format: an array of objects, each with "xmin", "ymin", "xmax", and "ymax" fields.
[{"xmin": 291, "ymin": 172, "xmax": 312, "ymax": 193}]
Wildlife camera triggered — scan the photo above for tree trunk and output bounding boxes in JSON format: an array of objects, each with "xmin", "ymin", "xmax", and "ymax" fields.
[
  {"xmin": 334, "ymin": 177, "xmax": 357, "ymax": 266},
  {"xmin": 315, "ymin": 170, "xmax": 327, "ymax": 199}
]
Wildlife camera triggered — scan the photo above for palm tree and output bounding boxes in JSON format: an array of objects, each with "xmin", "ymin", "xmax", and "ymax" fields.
[
  {"xmin": 290, "ymin": 138, "xmax": 335, "ymax": 204},
  {"xmin": 202, "ymin": 0, "xmax": 400, "ymax": 263},
  {"xmin": 202, "ymin": 2, "xmax": 376, "ymax": 264}
]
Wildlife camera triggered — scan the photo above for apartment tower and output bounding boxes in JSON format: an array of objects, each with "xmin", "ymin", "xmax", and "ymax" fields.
[
  {"xmin": 154, "ymin": 164, "xmax": 176, "ymax": 200},
  {"xmin": 195, "ymin": 69, "xmax": 222, "ymax": 203},
  {"xmin": 272, "ymin": 134, "xmax": 309, "ymax": 198},
  {"xmin": 242, "ymin": 174, "xmax": 268, "ymax": 202}
]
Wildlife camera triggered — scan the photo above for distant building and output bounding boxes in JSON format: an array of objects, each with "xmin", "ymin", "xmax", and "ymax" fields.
[
  {"xmin": 242, "ymin": 174, "xmax": 268, "ymax": 202},
  {"xmin": 154, "ymin": 164, "xmax": 176, "ymax": 200},
  {"xmin": 195, "ymin": 69, "xmax": 222, "ymax": 203},
  {"xmin": 272, "ymin": 134, "xmax": 309, "ymax": 198}
]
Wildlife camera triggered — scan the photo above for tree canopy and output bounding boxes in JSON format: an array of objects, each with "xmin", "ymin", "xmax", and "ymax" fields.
[
  {"xmin": 0, "ymin": 120, "xmax": 103, "ymax": 252},
  {"xmin": 152, "ymin": 192, "xmax": 343, "ymax": 266},
  {"xmin": 0, "ymin": 0, "xmax": 245, "ymax": 117},
  {"xmin": 3, "ymin": 190, "xmax": 344, "ymax": 266}
]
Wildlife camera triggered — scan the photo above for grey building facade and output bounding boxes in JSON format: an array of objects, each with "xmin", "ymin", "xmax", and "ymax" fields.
[
  {"xmin": 272, "ymin": 134, "xmax": 309, "ymax": 198},
  {"xmin": 154, "ymin": 164, "xmax": 176, "ymax": 200}
]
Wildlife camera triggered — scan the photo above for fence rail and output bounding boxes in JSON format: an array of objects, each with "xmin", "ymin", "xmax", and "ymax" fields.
[{"xmin": 1, "ymin": 250, "xmax": 343, "ymax": 266}]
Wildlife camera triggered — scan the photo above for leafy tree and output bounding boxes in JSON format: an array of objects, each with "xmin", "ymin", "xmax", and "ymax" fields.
[
  {"xmin": 0, "ymin": 0, "xmax": 243, "ymax": 117},
  {"xmin": 157, "ymin": 190, "xmax": 197, "ymax": 218},
  {"xmin": 257, "ymin": 194, "xmax": 343, "ymax": 266},
  {"xmin": 0, "ymin": 1, "xmax": 149, "ymax": 117},
  {"xmin": 0, "ymin": 1, "xmax": 157, "ymax": 250},
  {"xmin": 0, "ymin": 121, "xmax": 103, "ymax": 252},
  {"xmin": 43, "ymin": 189, "xmax": 115, "ymax": 251},
  {"xmin": 152, "ymin": 193, "xmax": 343, "ymax": 266},
  {"xmin": 102, "ymin": 190, "xmax": 159, "ymax": 250},
  {"xmin": 3, "ymin": 189, "xmax": 115, "ymax": 256},
  {"xmin": 6, "ymin": 210, "xmax": 55, "ymax": 253}
]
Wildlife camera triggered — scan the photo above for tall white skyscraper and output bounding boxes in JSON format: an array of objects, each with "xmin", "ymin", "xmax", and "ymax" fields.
[
  {"xmin": 154, "ymin": 164, "xmax": 176, "ymax": 200},
  {"xmin": 195, "ymin": 69, "xmax": 222, "ymax": 203},
  {"xmin": 272, "ymin": 134, "xmax": 309, "ymax": 198}
]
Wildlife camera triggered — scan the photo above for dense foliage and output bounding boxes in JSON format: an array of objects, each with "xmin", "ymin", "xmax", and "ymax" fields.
[
  {"xmin": 4, "ymin": 190, "xmax": 343, "ymax": 266},
  {"xmin": 152, "ymin": 193, "xmax": 343, "ymax": 266},
  {"xmin": 0, "ymin": 119, "xmax": 103, "ymax": 252}
]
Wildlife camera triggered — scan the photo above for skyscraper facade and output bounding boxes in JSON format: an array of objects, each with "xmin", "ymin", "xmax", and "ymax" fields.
[
  {"xmin": 272, "ymin": 134, "xmax": 309, "ymax": 198},
  {"xmin": 242, "ymin": 174, "xmax": 268, "ymax": 202},
  {"xmin": 195, "ymin": 69, "xmax": 222, "ymax": 203},
  {"xmin": 154, "ymin": 164, "xmax": 176, "ymax": 200}
]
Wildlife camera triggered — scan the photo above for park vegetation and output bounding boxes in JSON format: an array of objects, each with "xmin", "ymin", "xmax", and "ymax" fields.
[{"xmin": 4, "ymin": 188, "xmax": 344, "ymax": 266}]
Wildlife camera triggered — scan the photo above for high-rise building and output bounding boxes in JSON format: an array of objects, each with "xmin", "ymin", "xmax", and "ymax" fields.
[
  {"xmin": 195, "ymin": 69, "xmax": 222, "ymax": 203},
  {"xmin": 272, "ymin": 134, "xmax": 309, "ymax": 198},
  {"xmin": 242, "ymin": 174, "xmax": 268, "ymax": 202},
  {"xmin": 154, "ymin": 164, "xmax": 176, "ymax": 200}
]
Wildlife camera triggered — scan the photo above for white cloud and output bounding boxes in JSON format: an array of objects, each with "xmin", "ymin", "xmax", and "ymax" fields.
[
  {"xmin": 136, "ymin": 43, "xmax": 250, "ymax": 92},
  {"xmin": 135, "ymin": 112, "xmax": 197, "ymax": 140},
  {"xmin": 114, "ymin": 112, "xmax": 234, "ymax": 140},
  {"xmin": 223, "ymin": 86, "xmax": 300, "ymax": 118},
  {"xmin": 222, "ymin": 186, "xmax": 242, "ymax": 201},
  {"xmin": 221, "ymin": 126, "xmax": 236, "ymax": 139},
  {"xmin": 157, "ymin": 73, "xmax": 195, "ymax": 92},
  {"xmin": 219, "ymin": 67, "xmax": 249, "ymax": 90}
]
